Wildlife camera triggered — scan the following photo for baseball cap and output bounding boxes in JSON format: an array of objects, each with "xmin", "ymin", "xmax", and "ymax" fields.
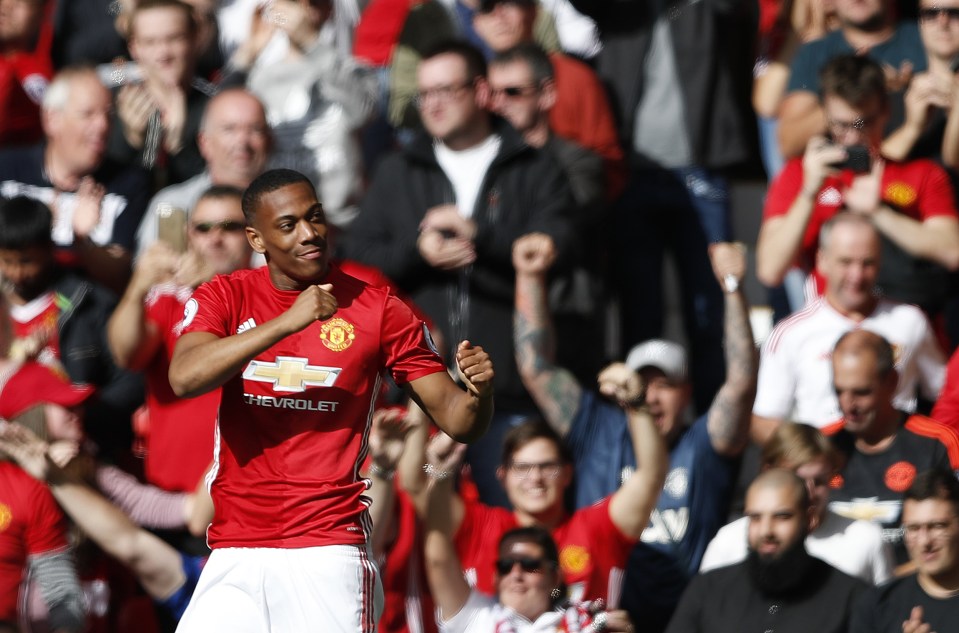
[
  {"xmin": 625, "ymin": 340, "xmax": 688, "ymax": 382},
  {"xmin": 0, "ymin": 362, "xmax": 94, "ymax": 419},
  {"xmin": 479, "ymin": 0, "xmax": 536, "ymax": 12}
]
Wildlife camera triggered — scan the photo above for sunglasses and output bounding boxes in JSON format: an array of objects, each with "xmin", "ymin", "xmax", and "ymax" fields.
[
  {"xmin": 491, "ymin": 84, "xmax": 539, "ymax": 99},
  {"xmin": 920, "ymin": 7, "xmax": 959, "ymax": 21},
  {"xmin": 495, "ymin": 557, "xmax": 551, "ymax": 575},
  {"xmin": 191, "ymin": 220, "xmax": 246, "ymax": 233}
]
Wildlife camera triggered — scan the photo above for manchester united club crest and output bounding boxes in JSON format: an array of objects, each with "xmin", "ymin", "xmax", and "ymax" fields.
[
  {"xmin": 320, "ymin": 318, "xmax": 356, "ymax": 352},
  {"xmin": 0, "ymin": 503, "xmax": 11, "ymax": 533}
]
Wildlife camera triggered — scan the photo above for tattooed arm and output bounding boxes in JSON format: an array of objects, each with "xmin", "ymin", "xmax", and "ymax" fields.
[
  {"xmin": 512, "ymin": 233, "xmax": 583, "ymax": 437},
  {"xmin": 706, "ymin": 243, "xmax": 758, "ymax": 457}
]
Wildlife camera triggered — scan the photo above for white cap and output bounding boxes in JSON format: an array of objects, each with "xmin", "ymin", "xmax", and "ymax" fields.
[{"xmin": 625, "ymin": 340, "xmax": 688, "ymax": 382}]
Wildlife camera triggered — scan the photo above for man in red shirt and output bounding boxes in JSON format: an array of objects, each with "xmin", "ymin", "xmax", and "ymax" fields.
[
  {"xmin": 757, "ymin": 54, "xmax": 959, "ymax": 312},
  {"xmin": 168, "ymin": 169, "xmax": 494, "ymax": 632},
  {"xmin": 0, "ymin": 0, "xmax": 53, "ymax": 147}
]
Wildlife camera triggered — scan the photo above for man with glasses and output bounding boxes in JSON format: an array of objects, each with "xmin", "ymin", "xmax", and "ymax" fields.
[
  {"xmin": 756, "ymin": 54, "xmax": 959, "ymax": 308},
  {"xmin": 108, "ymin": 185, "xmax": 251, "ymax": 495},
  {"xmin": 343, "ymin": 40, "xmax": 573, "ymax": 509},
  {"xmin": 850, "ymin": 468, "xmax": 959, "ymax": 632}
]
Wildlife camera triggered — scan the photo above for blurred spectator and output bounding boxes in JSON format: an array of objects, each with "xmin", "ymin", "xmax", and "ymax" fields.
[
  {"xmin": 416, "ymin": 413, "xmax": 666, "ymax": 607},
  {"xmin": 665, "ymin": 469, "xmax": 867, "ymax": 633},
  {"xmin": 51, "ymin": 0, "xmax": 128, "ymax": 69},
  {"xmin": 757, "ymin": 55, "xmax": 959, "ymax": 317},
  {"xmin": 824, "ymin": 330, "xmax": 959, "ymax": 565},
  {"xmin": 0, "ymin": 0, "xmax": 54, "ymax": 147},
  {"xmin": 778, "ymin": 0, "xmax": 925, "ymax": 159},
  {"xmin": 850, "ymin": 469, "xmax": 959, "ymax": 632},
  {"xmin": 226, "ymin": 0, "xmax": 377, "ymax": 230},
  {"xmin": 108, "ymin": 186, "xmax": 250, "ymax": 494},
  {"xmin": 882, "ymin": 0, "xmax": 959, "ymax": 164},
  {"xmin": 753, "ymin": 214, "xmax": 945, "ymax": 440},
  {"xmin": 472, "ymin": 0, "xmax": 623, "ymax": 195},
  {"xmin": 0, "ymin": 363, "xmax": 85, "ymax": 633},
  {"xmin": 0, "ymin": 66, "xmax": 150, "ymax": 293},
  {"xmin": 932, "ymin": 346, "xmax": 959, "ymax": 431},
  {"xmin": 342, "ymin": 41, "xmax": 573, "ymax": 507},
  {"xmin": 106, "ymin": 0, "xmax": 214, "ymax": 188},
  {"xmin": 0, "ymin": 196, "xmax": 144, "ymax": 461},
  {"xmin": 571, "ymin": 0, "xmax": 756, "ymax": 415},
  {"xmin": 537, "ymin": 0, "xmax": 600, "ymax": 60},
  {"xmin": 136, "ymin": 88, "xmax": 270, "ymax": 256},
  {"xmin": 513, "ymin": 234, "xmax": 756, "ymax": 632},
  {"xmin": 701, "ymin": 422, "xmax": 894, "ymax": 585}
]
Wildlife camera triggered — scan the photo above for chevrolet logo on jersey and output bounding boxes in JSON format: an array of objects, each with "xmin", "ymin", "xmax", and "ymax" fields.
[{"xmin": 243, "ymin": 357, "xmax": 341, "ymax": 392}]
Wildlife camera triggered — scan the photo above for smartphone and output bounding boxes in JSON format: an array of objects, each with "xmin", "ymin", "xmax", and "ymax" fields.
[
  {"xmin": 156, "ymin": 204, "xmax": 188, "ymax": 254},
  {"xmin": 831, "ymin": 144, "xmax": 871, "ymax": 174}
]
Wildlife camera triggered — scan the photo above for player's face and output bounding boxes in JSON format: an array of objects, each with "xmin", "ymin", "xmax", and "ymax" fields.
[
  {"xmin": 903, "ymin": 498, "xmax": 959, "ymax": 581},
  {"xmin": 416, "ymin": 54, "xmax": 485, "ymax": 145},
  {"xmin": 129, "ymin": 6, "xmax": 195, "ymax": 88},
  {"xmin": 816, "ymin": 223, "xmax": 880, "ymax": 315},
  {"xmin": 488, "ymin": 61, "xmax": 542, "ymax": 134},
  {"xmin": 0, "ymin": 245, "xmax": 53, "ymax": 301},
  {"xmin": 473, "ymin": 1, "xmax": 535, "ymax": 52},
  {"xmin": 495, "ymin": 540, "xmax": 559, "ymax": 621},
  {"xmin": 248, "ymin": 181, "xmax": 330, "ymax": 290},
  {"xmin": 793, "ymin": 458, "xmax": 834, "ymax": 523},
  {"xmin": 920, "ymin": 0, "xmax": 959, "ymax": 60},
  {"xmin": 188, "ymin": 196, "xmax": 251, "ymax": 275},
  {"xmin": 198, "ymin": 92, "xmax": 271, "ymax": 187},
  {"xmin": 45, "ymin": 74, "xmax": 112, "ymax": 175},
  {"xmin": 639, "ymin": 367, "xmax": 691, "ymax": 443},
  {"xmin": 746, "ymin": 485, "xmax": 808, "ymax": 559},
  {"xmin": 832, "ymin": 350, "xmax": 894, "ymax": 434},
  {"xmin": 501, "ymin": 438, "xmax": 571, "ymax": 518}
]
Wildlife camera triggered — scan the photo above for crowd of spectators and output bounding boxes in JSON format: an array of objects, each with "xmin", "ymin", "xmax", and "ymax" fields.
[{"xmin": 2, "ymin": 0, "xmax": 959, "ymax": 631}]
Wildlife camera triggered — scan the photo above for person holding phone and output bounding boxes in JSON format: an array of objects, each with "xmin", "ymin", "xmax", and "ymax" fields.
[{"xmin": 756, "ymin": 54, "xmax": 959, "ymax": 312}]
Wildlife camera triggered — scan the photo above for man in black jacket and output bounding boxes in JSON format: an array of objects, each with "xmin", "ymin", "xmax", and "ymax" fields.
[
  {"xmin": 0, "ymin": 196, "xmax": 143, "ymax": 461},
  {"xmin": 342, "ymin": 40, "xmax": 574, "ymax": 507},
  {"xmin": 666, "ymin": 469, "xmax": 865, "ymax": 633}
]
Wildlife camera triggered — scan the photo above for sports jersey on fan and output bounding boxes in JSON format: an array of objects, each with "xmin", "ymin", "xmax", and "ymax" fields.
[
  {"xmin": 0, "ymin": 462, "xmax": 69, "ymax": 620},
  {"xmin": 755, "ymin": 298, "xmax": 944, "ymax": 427},
  {"xmin": 454, "ymin": 497, "xmax": 634, "ymax": 606},
  {"xmin": 141, "ymin": 283, "xmax": 218, "ymax": 492},
  {"xmin": 182, "ymin": 265, "xmax": 445, "ymax": 549}
]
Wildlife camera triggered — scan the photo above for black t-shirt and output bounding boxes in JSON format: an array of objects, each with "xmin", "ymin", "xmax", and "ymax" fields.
[
  {"xmin": 828, "ymin": 420, "xmax": 952, "ymax": 563},
  {"xmin": 850, "ymin": 574, "xmax": 959, "ymax": 633}
]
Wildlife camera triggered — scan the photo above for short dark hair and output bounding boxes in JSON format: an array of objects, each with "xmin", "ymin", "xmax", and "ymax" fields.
[
  {"xmin": 491, "ymin": 42, "xmax": 554, "ymax": 84},
  {"xmin": 501, "ymin": 418, "xmax": 571, "ymax": 466},
  {"xmin": 198, "ymin": 184, "xmax": 244, "ymax": 206},
  {"xmin": 833, "ymin": 329, "xmax": 896, "ymax": 380},
  {"xmin": 0, "ymin": 196, "xmax": 54, "ymax": 250},
  {"xmin": 130, "ymin": 0, "xmax": 197, "ymax": 38},
  {"xmin": 422, "ymin": 40, "xmax": 488, "ymax": 80},
  {"xmin": 905, "ymin": 469, "xmax": 959, "ymax": 514},
  {"xmin": 819, "ymin": 54, "xmax": 887, "ymax": 109},
  {"xmin": 241, "ymin": 169, "xmax": 316, "ymax": 225},
  {"xmin": 498, "ymin": 525, "xmax": 560, "ymax": 567}
]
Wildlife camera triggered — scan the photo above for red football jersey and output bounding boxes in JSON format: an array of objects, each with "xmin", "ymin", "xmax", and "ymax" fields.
[
  {"xmin": 141, "ymin": 284, "xmax": 218, "ymax": 492},
  {"xmin": 182, "ymin": 265, "xmax": 445, "ymax": 549},
  {"xmin": 0, "ymin": 462, "xmax": 69, "ymax": 620}
]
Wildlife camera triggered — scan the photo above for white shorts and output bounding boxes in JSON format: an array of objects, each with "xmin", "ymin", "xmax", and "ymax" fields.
[{"xmin": 175, "ymin": 545, "xmax": 383, "ymax": 632}]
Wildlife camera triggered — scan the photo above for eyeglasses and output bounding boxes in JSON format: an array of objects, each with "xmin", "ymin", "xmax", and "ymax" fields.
[
  {"xmin": 495, "ymin": 557, "xmax": 552, "ymax": 575},
  {"xmin": 414, "ymin": 80, "xmax": 476, "ymax": 107},
  {"xmin": 920, "ymin": 7, "xmax": 959, "ymax": 21},
  {"xmin": 191, "ymin": 220, "xmax": 246, "ymax": 233},
  {"xmin": 490, "ymin": 84, "xmax": 540, "ymax": 99},
  {"xmin": 507, "ymin": 461, "xmax": 563, "ymax": 479},
  {"xmin": 827, "ymin": 114, "xmax": 879, "ymax": 135},
  {"xmin": 903, "ymin": 517, "xmax": 958, "ymax": 541}
]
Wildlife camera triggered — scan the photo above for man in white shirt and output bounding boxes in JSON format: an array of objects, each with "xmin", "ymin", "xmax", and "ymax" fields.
[{"xmin": 752, "ymin": 212, "xmax": 944, "ymax": 444}]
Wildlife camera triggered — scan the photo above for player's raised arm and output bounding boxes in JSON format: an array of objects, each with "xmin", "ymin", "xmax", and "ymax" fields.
[
  {"xmin": 169, "ymin": 283, "xmax": 337, "ymax": 398},
  {"xmin": 406, "ymin": 340, "xmax": 494, "ymax": 444}
]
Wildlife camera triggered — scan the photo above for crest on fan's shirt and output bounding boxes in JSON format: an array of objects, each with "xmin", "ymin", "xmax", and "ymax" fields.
[
  {"xmin": 0, "ymin": 503, "xmax": 10, "ymax": 532},
  {"xmin": 243, "ymin": 356, "xmax": 341, "ymax": 392},
  {"xmin": 320, "ymin": 318, "xmax": 355, "ymax": 351}
]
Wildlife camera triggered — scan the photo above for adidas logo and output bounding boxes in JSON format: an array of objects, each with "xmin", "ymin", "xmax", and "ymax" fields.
[{"xmin": 236, "ymin": 318, "xmax": 257, "ymax": 334}]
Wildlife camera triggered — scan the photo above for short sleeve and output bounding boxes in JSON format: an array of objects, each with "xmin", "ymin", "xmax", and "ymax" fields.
[
  {"xmin": 380, "ymin": 293, "xmax": 445, "ymax": 384},
  {"xmin": 753, "ymin": 332, "xmax": 797, "ymax": 419},
  {"xmin": 763, "ymin": 159, "xmax": 804, "ymax": 220},
  {"xmin": 26, "ymin": 481, "xmax": 68, "ymax": 556},
  {"xmin": 916, "ymin": 162, "xmax": 959, "ymax": 221},
  {"xmin": 181, "ymin": 276, "xmax": 232, "ymax": 338}
]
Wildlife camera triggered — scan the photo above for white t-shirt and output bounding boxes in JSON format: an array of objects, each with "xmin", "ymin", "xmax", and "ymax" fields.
[
  {"xmin": 441, "ymin": 591, "xmax": 584, "ymax": 633},
  {"xmin": 699, "ymin": 510, "xmax": 894, "ymax": 585},
  {"xmin": 434, "ymin": 135, "xmax": 502, "ymax": 219},
  {"xmin": 753, "ymin": 298, "xmax": 945, "ymax": 426}
]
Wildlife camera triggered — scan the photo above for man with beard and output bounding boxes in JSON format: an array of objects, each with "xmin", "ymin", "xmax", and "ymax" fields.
[
  {"xmin": 850, "ymin": 469, "xmax": 959, "ymax": 633},
  {"xmin": 665, "ymin": 469, "xmax": 866, "ymax": 633}
]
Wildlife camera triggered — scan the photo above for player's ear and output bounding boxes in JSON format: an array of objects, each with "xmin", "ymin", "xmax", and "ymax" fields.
[{"xmin": 246, "ymin": 227, "xmax": 266, "ymax": 254}]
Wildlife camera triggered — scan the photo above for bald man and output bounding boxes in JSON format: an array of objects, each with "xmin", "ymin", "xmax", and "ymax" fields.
[
  {"xmin": 666, "ymin": 469, "xmax": 865, "ymax": 633},
  {"xmin": 825, "ymin": 330, "xmax": 959, "ymax": 566}
]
